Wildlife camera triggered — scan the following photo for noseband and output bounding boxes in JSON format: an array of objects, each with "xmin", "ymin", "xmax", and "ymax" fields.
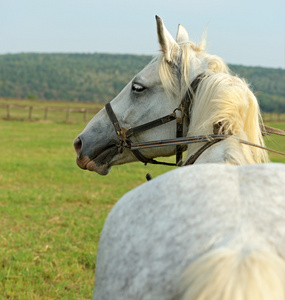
[{"xmin": 105, "ymin": 74, "xmax": 205, "ymax": 166}]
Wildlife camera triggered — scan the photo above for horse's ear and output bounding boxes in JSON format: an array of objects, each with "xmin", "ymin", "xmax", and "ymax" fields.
[
  {"xmin": 156, "ymin": 15, "xmax": 179, "ymax": 63},
  {"xmin": 176, "ymin": 24, "xmax": 189, "ymax": 43}
]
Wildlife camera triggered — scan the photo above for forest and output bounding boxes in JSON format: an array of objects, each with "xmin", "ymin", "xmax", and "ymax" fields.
[{"xmin": 0, "ymin": 53, "xmax": 284, "ymax": 112}]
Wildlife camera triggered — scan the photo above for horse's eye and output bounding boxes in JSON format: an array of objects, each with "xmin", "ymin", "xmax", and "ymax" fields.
[{"xmin": 132, "ymin": 83, "xmax": 145, "ymax": 93}]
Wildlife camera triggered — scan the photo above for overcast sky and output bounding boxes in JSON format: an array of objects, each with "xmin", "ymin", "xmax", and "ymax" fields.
[{"xmin": 1, "ymin": 0, "xmax": 284, "ymax": 68}]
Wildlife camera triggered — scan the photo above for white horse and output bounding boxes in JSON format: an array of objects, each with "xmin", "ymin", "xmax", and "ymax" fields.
[{"xmin": 74, "ymin": 16, "xmax": 285, "ymax": 300}]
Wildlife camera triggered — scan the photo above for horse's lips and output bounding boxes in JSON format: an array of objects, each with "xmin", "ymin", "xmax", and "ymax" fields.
[
  {"xmin": 86, "ymin": 160, "xmax": 109, "ymax": 175},
  {"xmin": 76, "ymin": 156, "xmax": 91, "ymax": 170},
  {"xmin": 76, "ymin": 145, "xmax": 118, "ymax": 175}
]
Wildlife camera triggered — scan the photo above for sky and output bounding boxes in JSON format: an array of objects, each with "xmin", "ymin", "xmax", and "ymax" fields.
[{"xmin": 0, "ymin": 0, "xmax": 284, "ymax": 69}]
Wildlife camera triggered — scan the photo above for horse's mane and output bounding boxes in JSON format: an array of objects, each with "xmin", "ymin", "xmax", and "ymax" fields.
[{"xmin": 157, "ymin": 39, "xmax": 268, "ymax": 164}]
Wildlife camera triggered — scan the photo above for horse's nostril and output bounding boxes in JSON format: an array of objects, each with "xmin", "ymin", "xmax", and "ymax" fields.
[{"xmin": 74, "ymin": 137, "xmax": 82, "ymax": 156}]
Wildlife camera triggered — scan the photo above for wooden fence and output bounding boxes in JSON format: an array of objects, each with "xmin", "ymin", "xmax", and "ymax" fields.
[
  {"xmin": 262, "ymin": 113, "xmax": 285, "ymax": 122},
  {"xmin": 0, "ymin": 103, "xmax": 285, "ymax": 123},
  {"xmin": 0, "ymin": 103, "xmax": 100, "ymax": 122}
]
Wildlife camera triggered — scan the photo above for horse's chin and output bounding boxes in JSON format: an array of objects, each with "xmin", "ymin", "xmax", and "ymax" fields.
[
  {"xmin": 86, "ymin": 160, "xmax": 111, "ymax": 175},
  {"xmin": 76, "ymin": 156, "xmax": 111, "ymax": 175},
  {"xmin": 76, "ymin": 148, "xmax": 138, "ymax": 175},
  {"xmin": 76, "ymin": 145, "xmax": 119, "ymax": 175}
]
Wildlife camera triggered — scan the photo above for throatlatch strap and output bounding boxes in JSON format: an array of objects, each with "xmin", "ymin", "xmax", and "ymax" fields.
[
  {"xmin": 176, "ymin": 117, "xmax": 184, "ymax": 165},
  {"xmin": 175, "ymin": 73, "xmax": 206, "ymax": 165}
]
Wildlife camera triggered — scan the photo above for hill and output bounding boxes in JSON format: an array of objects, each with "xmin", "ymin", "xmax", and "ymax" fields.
[
  {"xmin": 229, "ymin": 64, "xmax": 285, "ymax": 113},
  {"xmin": 0, "ymin": 53, "xmax": 284, "ymax": 112}
]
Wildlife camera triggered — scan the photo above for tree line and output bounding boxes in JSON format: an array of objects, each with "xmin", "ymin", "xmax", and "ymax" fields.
[{"xmin": 0, "ymin": 53, "xmax": 284, "ymax": 112}]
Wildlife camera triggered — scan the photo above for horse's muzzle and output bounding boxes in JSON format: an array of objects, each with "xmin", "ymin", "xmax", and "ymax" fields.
[{"xmin": 73, "ymin": 136, "xmax": 119, "ymax": 175}]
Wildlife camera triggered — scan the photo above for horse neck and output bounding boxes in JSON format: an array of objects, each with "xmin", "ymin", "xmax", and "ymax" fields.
[
  {"xmin": 184, "ymin": 73, "xmax": 268, "ymax": 165},
  {"xmin": 192, "ymin": 137, "xmax": 255, "ymax": 165}
]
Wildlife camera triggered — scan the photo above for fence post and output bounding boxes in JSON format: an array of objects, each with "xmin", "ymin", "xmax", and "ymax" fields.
[
  {"xmin": 261, "ymin": 113, "xmax": 265, "ymax": 122},
  {"xmin": 7, "ymin": 105, "xmax": 10, "ymax": 119},
  {"xmin": 66, "ymin": 108, "xmax": 70, "ymax": 122},
  {"xmin": 44, "ymin": 107, "xmax": 48, "ymax": 120},
  {"xmin": 83, "ymin": 109, "xmax": 87, "ymax": 122},
  {"xmin": 29, "ymin": 106, "xmax": 33, "ymax": 120}
]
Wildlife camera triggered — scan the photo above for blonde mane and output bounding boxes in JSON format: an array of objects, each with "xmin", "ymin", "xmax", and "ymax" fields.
[{"xmin": 157, "ymin": 39, "xmax": 268, "ymax": 164}]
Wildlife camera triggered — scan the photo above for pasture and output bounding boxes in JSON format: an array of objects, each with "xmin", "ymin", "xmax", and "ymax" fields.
[
  {"xmin": 0, "ymin": 109, "xmax": 284, "ymax": 299},
  {"xmin": 0, "ymin": 118, "xmax": 174, "ymax": 299}
]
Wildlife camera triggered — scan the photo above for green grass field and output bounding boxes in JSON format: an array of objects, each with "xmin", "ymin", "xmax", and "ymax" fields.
[
  {"xmin": 0, "ymin": 114, "xmax": 284, "ymax": 299},
  {"xmin": 0, "ymin": 119, "xmax": 175, "ymax": 299}
]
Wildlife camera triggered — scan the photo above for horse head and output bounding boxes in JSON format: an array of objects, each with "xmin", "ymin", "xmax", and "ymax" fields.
[{"xmin": 74, "ymin": 16, "xmax": 211, "ymax": 175}]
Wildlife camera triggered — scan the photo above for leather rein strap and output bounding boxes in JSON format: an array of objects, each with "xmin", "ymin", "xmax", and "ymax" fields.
[
  {"xmin": 129, "ymin": 132, "xmax": 285, "ymax": 164},
  {"xmin": 105, "ymin": 74, "xmax": 204, "ymax": 166}
]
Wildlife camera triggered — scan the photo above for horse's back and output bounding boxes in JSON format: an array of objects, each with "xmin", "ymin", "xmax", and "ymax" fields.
[{"xmin": 93, "ymin": 163, "xmax": 285, "ymax": 300}]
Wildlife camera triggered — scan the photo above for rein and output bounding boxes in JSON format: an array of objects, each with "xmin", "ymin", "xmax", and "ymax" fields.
[
  {"xmin": 105, "ymin": 74, "xmax": 285, "ymax": 167},
  {"xmin": 129, "ymin": 133, "xmax": 285, "ymax": 164}
]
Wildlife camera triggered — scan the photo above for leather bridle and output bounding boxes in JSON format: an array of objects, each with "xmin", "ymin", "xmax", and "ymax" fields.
[
  {"xmin": 105, "ymin": 74, "xmax": 205, "ymax": 166},
  {"xmin": 105, "ymin": 74, "xmax": 285, "ymax": 167}
]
